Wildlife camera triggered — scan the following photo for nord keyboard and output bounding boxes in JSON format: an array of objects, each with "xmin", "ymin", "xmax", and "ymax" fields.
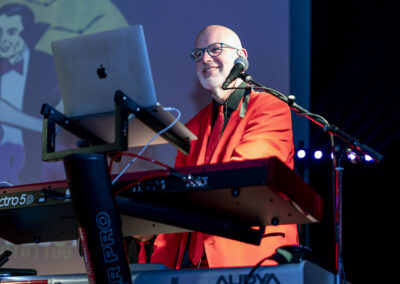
[{"xmin": 0, "ymin": 157, "xmax": 322, "ymax": 244}]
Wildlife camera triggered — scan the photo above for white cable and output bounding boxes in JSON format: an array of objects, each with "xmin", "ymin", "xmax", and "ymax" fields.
[
  {"xmin": 111, "ymin": 107, "xmax": 181, "ymax": 184},
  {"xmin": 0, "ymin": 181, "xmax": 14, "ymax": 187}
]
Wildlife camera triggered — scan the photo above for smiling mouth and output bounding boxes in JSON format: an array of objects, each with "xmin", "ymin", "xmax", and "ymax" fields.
[
  {"xmin": 203, "ymin": 66, "xmax": 219, "ymax": 73},
  {"xmin": 0, "ymin": 45, "xmax": 11, "ymax": 53}
]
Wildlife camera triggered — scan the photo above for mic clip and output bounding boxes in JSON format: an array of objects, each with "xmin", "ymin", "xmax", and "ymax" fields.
[
  {"xmin": 222, "ymin": 73, "xmax": 254, "ymax": 91},
  {"xmin": 237, "ymin": 72, "xmax": 253, "ymax": 83}
]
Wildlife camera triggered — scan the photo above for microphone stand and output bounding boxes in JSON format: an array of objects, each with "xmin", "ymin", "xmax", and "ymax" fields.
[{"xmin": 227, "ymin": 73, "xmax": 384, "ymax": 284}]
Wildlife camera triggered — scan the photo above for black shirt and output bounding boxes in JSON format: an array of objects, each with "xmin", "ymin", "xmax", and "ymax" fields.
[{"xmin": 211, "ymin": 82, "xmax": 250, "ymax": 134}]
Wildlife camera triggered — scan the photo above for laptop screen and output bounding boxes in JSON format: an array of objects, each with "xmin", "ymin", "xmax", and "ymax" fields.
[{"xmin": 51, "ymin": 25, "xmax": 157, "ymax": 117}]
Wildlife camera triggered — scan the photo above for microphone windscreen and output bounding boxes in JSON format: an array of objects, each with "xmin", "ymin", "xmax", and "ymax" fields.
[{"xmin": 234, "ymin": 57, "xmax": 249, "ymax": 71}]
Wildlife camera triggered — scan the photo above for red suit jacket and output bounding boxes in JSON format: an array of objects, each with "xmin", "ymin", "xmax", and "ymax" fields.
[{"xmin": 151, "ymin": 90, "xmax": 298, "ymax": 268}]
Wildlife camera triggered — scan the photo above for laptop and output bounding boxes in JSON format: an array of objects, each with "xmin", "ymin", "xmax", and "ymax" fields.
[{"xmin": 51, "ymin": 25, "xmax": 196, "ymax": 149}]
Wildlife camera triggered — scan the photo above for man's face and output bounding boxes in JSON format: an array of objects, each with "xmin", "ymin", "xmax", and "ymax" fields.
[
  {"xmin": 195, "ymin": 30, "xmax": 239, "ymax": 94},
  {"xmin": 0, "ymin": 14, "xmax": 25, "ymax": 59}
]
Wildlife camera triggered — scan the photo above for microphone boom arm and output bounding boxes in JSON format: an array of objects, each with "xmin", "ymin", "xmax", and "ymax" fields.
[{"xmin": 236, "ymin": 73, "xmax": 383, "ymax": 163}]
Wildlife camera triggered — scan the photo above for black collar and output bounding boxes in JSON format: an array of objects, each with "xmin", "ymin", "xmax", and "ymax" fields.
[
  {"xmin": 213, "ymin": 82, "xmax": 247, "ymax": 111},
  {"xmin": 211, "ymin": 82, "xmax": 250, "ymax": 131}
]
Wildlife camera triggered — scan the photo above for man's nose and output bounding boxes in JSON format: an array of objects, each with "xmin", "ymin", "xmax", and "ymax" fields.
[{"xmin": 201, "ymin": 50, "xmax": 213, "ymax": 62}]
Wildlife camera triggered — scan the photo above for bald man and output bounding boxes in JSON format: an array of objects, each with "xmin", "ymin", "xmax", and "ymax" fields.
[
  {"xmin": 151, "ymin": 25, "xmax": 298, "ymax": 269},
  {"xmin": 194, "ymin": 25, "xmax": 247, "ymax": 103}
]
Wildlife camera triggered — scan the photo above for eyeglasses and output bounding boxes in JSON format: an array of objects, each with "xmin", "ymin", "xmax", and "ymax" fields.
[{"xmin": 190, "ymin": 42, "xmax": 239, "ymax": 62}]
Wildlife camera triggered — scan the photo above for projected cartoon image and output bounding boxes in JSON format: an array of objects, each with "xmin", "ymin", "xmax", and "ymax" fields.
[
  {"xmin": 0, "ymin": 3, "xmax": 59, "ymax": 185},
  {"xmin": 0, "ymin": 0, "xmax": 128, "ymax": 185}
]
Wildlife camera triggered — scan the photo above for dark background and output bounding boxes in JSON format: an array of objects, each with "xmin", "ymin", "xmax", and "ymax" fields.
[{"xmin": 306, "ymin": 1, "xmax": 399, "ymax": 283}]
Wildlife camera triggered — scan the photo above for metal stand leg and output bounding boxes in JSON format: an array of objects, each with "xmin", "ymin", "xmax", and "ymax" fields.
[
  {"xmin": 335, "ymin": 164, "xmax": 344, "ymax": 284},
  {"xmin": 333, "ymin": 146, "xmax": 345, "ymax": 284},
  {"xmin": 64, "ymin": 153, "xmax": 132, "ymax": 284}
]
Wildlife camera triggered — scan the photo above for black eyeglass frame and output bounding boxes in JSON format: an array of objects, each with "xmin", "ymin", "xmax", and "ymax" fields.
[{"xmin": 190, "ymin": 42, "xmax": 239, "ymax": 62}]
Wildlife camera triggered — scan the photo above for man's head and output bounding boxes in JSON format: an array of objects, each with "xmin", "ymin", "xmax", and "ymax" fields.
[
  {"xmin": 192, "ymin": 25, "xmax": 247, "ymax": 103},
  {"xmin": 0, "ymin": 4, "xmax": 32, "ymax": 61}
]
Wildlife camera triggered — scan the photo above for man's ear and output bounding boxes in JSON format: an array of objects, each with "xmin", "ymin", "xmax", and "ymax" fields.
[{"xmin": 237, "ymin": 48, "xmax": 248, "ymax": 59}]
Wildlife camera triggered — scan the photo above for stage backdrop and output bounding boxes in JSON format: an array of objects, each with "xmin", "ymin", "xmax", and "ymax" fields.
[{"xmin": 0, "ymin": 0, "xmax": 310, "ymax": 275}]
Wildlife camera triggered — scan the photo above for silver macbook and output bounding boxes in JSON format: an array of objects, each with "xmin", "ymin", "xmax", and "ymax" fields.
[{"xmin": 51, "ymin": 25, "xmax": 196, "ymax": 148}]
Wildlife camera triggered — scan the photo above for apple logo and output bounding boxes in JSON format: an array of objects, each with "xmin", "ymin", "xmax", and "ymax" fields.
[{"xmin": 97, "ymin": 64, "xmax": 107, "ymax": 79}]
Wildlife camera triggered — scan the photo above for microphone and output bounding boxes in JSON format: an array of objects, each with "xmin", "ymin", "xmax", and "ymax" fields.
[{"xmin": 222, "ymin": 57, "xmax": 249, "ymax": 89}]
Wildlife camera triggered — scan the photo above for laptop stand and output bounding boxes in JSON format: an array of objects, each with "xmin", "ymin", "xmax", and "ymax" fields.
[{"xmin": 41, "ymin": 90, "xmax": 191, "ymax": 162}]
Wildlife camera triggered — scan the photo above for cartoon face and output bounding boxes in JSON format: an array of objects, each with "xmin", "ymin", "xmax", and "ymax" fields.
[{"xmin": 0, "ymin": 14, "xmax": 26, "ymax": 60}]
